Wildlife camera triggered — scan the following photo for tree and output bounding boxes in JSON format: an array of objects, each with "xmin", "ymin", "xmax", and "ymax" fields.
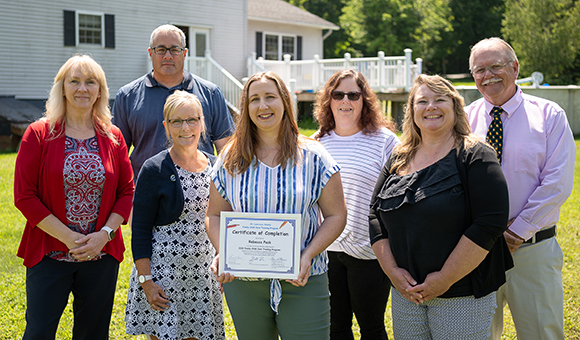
[
  {"xmin": 448, "ymin": 0, "xmax": 505, "ymax": 74},
  {"xmin": 502, "ymin": 0, "xmax": 580, "ymax": 84},
  {"xmin": 339, "ymin": 0, "xmax": 421, "ymax": 57},
  {"xmin": 286, "ymin": 0, "xmax": 351, "ymax": 58},
  {"xmin": 413, "ymin": 0, "xmax": 455, "ymax": 74}
]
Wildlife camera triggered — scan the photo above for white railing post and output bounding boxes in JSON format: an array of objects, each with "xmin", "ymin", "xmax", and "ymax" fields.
[
  {"xmin": 289, "ymin": 79, "xmax": 297, "ymax": 119},
  {"xmin": 314, "ymin": 54, "xmax": 321, "ymax": 90},
  {"xmin": 344, "ymin": 53, "xmax": 351, "ymax": 69},
  {"xmin": 205, "ymin": 49, "xmax": 213, "ymax": 83},
  {"xmin": 283, "ymin": 54, "xmax": 292, "ymax": 88},
  {"xmin": 248, "ymin": 52, "xmax": 257, "ymax": 77},
  {"xmin": 416, "ymin": 58, "xmax": 423, "ymax": 77},
  {"xmin": 378, "ymin": 51, "xmax": 385, "ymax": 91},
  {"xmin": 404, "ymin": 48, "xmax": 413, "ymax": 92}
]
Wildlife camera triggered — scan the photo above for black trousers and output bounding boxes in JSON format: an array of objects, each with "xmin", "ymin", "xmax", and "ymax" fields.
[
  {"xmin": 328, "ymin": 251, "xmax": 390, "ymax": 340},
  {"xmin": 23, "ymin": 255, "xmax": 119, "ymax": 340}
]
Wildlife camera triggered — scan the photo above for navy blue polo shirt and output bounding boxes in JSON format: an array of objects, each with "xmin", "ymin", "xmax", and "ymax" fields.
[{"xmin": 112, "ymin": 71, "xmax": 234, "ymax": 178}]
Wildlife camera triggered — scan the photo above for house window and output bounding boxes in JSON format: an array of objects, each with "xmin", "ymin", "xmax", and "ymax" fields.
[
  {"xmin": 64, "ymin": 10, "xmax": 115, "ymax": 48},
  {"xmin": 264, "ymin": 34, "xmax": 296, "ymax": 61},
  {"xmin": 78, "ymin": 13, "xmax": 102, "ymax": 45},
  {"xmin": 265, "ymin": 34, "xmax": 279, "ymax": 60},
  {"xmin": 195, "ymin": 33, "xmax": 207, "ymax": 57},
  {"xmin": 174, "ymin": 25, "xmax": 210, "ymax": 57},
  {"xmin": 282, "ymin": 36, "xmax": 295, "ymax": 59}
]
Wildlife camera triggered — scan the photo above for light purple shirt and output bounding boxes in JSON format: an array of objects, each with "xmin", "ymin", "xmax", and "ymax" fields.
[{"xmin": 466, "ymin": 86, "xmax": 576, "ymax": 241}]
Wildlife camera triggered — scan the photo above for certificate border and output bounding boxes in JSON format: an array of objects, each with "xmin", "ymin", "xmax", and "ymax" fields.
[{"xmin": 219, "ymin": 211, "xmax": 301, "ymax": 279}]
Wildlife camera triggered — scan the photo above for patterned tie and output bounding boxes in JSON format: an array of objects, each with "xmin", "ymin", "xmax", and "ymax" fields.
[{"xmin": 486, "ymin": 106, "xmax": 503, "ymax": 164}]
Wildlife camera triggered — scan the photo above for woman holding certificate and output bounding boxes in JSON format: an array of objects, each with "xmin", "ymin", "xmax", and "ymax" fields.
[{"xmin": 206, "ymin": 71, "xmax": 347, "ymax": 339}]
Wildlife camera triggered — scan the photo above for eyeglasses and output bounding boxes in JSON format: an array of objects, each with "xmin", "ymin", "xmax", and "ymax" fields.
[
  {"xmin": 151, "ymin": 46, "xmax": 185, "ymax": 56},
  {"xmin": 331, "ymin": 91, "xmax": 362, "ymax": 101},
  {"xmin": 168, "ymin": 117, "xmax": 201, "ymax": 128},
  {"xmin": 470, "ymin": 60, "xmax": 513, "ymax": 79}
]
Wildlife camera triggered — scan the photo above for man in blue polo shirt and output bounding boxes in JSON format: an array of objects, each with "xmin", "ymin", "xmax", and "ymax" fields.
[{"xmin": 113, "ymin": 24, "xmax": 235, "ymax": 178}]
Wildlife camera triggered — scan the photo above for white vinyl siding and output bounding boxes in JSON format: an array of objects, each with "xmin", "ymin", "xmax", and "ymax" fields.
[{"xmin": 0, "ymin": 0, "xmax": 246, "ymax": 100}]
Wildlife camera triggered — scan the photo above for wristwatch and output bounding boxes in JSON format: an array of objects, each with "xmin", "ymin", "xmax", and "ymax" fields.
[
  {"xmin": 101, "ymin": 226, "xmax": 115, "ymax": 241},
  {"xmin": 139, "ymin": 275, "xmax": 153, "ymax": 284}
]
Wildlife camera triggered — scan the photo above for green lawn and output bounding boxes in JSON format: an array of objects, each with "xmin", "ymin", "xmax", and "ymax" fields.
[{"xmin": 1, "ymin": 137, "xmax": 579, "ymax": 339}]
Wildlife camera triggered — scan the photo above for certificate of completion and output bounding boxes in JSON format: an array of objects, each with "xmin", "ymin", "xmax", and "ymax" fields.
[{"xmin": 219, "ymin": 212, "xmax": 301, "ymax": 279}]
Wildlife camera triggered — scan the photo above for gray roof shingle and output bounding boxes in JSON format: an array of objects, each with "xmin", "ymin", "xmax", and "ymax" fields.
[{"xmin": 248, "ymin": 0, "xmax": 338, "ymax": 29}]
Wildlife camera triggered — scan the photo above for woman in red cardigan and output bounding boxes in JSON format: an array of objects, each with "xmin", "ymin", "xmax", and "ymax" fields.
[{"xmin": 14, "ymin": 55, "xmax": 134, "ymax": 340}]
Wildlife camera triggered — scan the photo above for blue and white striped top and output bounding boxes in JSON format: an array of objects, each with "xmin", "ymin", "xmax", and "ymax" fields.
[{"xmin": 212, "ymin": 138, "xmax": 340, "ymax": 312}]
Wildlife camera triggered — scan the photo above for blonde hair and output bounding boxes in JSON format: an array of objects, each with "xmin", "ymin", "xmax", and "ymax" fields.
[
  {"xmin": 44, "ymin": 54, "xmax": 116, "ymax": 143},
  {"xmin": 314, "ymin": 69, "xmax": 396, "ymax": 138},
  {"xmin": 223, "ymin": 71, "xmax": 301, "ymax": 175},
  {"xmin": 163, "ymin": 90, "xmax": 205, "ymax": 143},
  {"xmin": 391, "ymin": 74, "xmax": 478, "ymax": 173}
]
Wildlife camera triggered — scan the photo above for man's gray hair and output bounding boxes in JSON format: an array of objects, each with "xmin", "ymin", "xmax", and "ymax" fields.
[
  {"xmin": 469, "ymin": 37, "xmax": 518, "ymax": 69},
  {"xmin": 149, "ymin": 24, "xmax": 186, "ymax": 48}
]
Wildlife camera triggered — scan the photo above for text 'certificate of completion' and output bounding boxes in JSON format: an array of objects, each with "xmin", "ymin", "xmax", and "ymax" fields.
[{"xmin": 219, "ymin": 212, "xmax": 301, "ymax": 279}]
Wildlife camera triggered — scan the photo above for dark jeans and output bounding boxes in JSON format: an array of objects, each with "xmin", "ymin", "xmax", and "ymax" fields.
[
  {"xmin": 23, "ymin": 255, "xmax": 119, "ymax": 340},
  {"xmin": 328, "ymin": 251, "xmax": 390, "ymax": 340}
]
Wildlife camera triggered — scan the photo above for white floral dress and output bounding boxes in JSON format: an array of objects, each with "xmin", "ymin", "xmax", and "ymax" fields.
[{"xmin": 125, "ymin": 164, "xmax": 225, "ymax": 340}]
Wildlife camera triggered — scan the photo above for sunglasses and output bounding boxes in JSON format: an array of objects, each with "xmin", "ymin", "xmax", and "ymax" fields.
[{"xmin": 331, "ymin": 91, "xmax": 362, "ymax": 101}]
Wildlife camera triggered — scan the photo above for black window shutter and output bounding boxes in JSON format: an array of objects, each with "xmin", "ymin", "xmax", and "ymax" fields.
[
  {"xmin": 104, "ymin": 14, "xmax": 115, "ymax": 48},
  {"xmin": 256, "ymin": 32, "xmax": 262, "ymax": 58},
  {"xmin": 64, "ymin": 10, "xmax": 75, "ymax": 46},
  {"xmin": 297, "ymin": 36, "xmax": 302, "ymax": 60}
]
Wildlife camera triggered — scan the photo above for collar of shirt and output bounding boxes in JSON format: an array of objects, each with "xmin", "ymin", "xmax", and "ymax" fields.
[
  {"xmin": 144, "ymin": 71, "xmax": 194, "ymax": 91},
  {"xmin": 482, "ymin": 86, "xmax": 525, "ymax": 120}
]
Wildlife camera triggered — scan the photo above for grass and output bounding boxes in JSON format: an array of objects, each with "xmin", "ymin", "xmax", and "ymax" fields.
[{"xmin": 1, "ymin": 135, "xmax": 579, "ymax": 339}]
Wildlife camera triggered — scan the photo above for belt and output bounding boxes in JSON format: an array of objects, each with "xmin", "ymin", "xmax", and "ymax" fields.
[{"xmin": 524, "ymin": 225, "xmax": 556, "ymax": 244}]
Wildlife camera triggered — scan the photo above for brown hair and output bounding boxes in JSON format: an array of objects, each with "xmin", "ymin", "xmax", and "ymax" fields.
[
  {"xmin": 391, "ymin": 74, "xmax": 478, "ymax": 173},
  {"xmin": 313, "ymin": 69, "xmax": 395, "ymax": 139},
  {"xmin": 223, "ymin": 71, "xmax": 302, "ymax": 175}
]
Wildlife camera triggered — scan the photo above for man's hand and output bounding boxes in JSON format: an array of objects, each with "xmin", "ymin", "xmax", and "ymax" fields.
[{"xmin": 504, "ymin": 228, "xmax": 524, "ymax": 254}]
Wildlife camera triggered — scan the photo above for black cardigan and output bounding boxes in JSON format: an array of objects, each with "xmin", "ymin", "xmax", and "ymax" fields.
[
  {"xmin": 369, "ymin": 142, "xmax": 513, "ymax": 298},
  {"xmin": 131, "ymin": 149, "xmax": 216, "ymax": 261}
]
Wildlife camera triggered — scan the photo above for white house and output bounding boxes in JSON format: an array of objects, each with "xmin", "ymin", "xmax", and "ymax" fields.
[
  {"xmin": 0, "ymin": 0, "xmax": 245, "ymax": 102},
  {"xmin": 248, "ymin": 0, "xmax": 338, "ymax": 62},
  {"xmin": 0, "ymin": 0, "xmax": 337, "ymax": 103}
]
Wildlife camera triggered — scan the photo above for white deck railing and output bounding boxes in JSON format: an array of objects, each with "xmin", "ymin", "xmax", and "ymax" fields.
[
  {"xmin": 184, "ymin": 49, "xmax": 423, "ymax": 114},
  {"xmin": 248, "ymin": 49, "xmax": 423, "ymax": 93},
  {"xmin": 185, "ymin": 51, "xmax": 243, "ymax": 114}
]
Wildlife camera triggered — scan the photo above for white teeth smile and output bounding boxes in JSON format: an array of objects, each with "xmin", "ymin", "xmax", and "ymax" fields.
[
  {"xmin": 259, "ymin": 113, "xmax": 274, "ymax": 118},
  {"xmin": 425, "ymin": 115, "xmax": 441, "ymax": 119},
  {"xmin": 482, "ymin": 78, "xmax": 502, "ymax": 86}
]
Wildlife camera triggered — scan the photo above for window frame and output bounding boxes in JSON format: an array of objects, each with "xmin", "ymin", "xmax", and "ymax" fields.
[
  {"xmin": 75, "ymin": 10, "xmax": 105, "ymax": 47},
  {"xmin": 263, "ymin": 32, "xmax": 297, "ymax": 61}
]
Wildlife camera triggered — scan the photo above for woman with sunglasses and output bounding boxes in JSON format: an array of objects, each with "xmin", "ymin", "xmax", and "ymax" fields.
[
  {"xmin": 125, "ymin": 91, "xmax": 225, "ymax": 340},
  {"xmin": 313, "ymin": 69, "xmax": 399, "ymax": 339}
]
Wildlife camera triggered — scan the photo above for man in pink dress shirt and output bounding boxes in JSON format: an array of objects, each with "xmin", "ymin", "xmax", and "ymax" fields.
[{"xmin": 465, "ymin": 37, "xmax": 575, "ymax": 340}]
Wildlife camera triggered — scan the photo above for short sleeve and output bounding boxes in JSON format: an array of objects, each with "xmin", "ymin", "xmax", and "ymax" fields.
[{"xmin": 306, "ymin": 139, "xmax": 340, "ymax": 188}]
